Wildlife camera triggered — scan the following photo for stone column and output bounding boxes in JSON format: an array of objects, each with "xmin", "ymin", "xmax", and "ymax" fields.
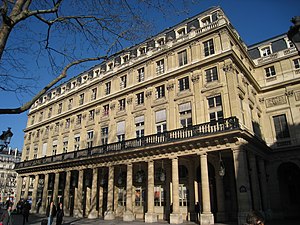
[
  {"xmin": 86, "ymin": 174, "xmax": 91, "ymax": 217},
  {"xmin": 104, "ymin": 166, "xmax": 115, "ymax": 220},
  {"xmin": 53, "ymin": 172, "xmax": 60, "ymax": 206},
  {"xmin": 170, "ymin": 157, "xmax": 183, "ymax": 224},
  {"xmin": 215, "ymin": 171, "xmax": 226, "ymax": 221},
  {"xmin": 64, "ymin": 171, "xmax": 71, "ymax": 216},
  {"xmin": 98, "ymin": 169, "xmax": 104, "ymax": 217},
  {"xmin": 41, "ymin": 174, "xmax": 49, "ymax": 214},
  {"xmin": 23, "ymin": 176, "xmax": 30, "ymax": 200},
  {"xmin": 233, "ymin": 147, "xmax": 252, "ymax": 225},
  {"xmin": 14, "ymin": 176, "xmax": 23, "ymax": 209},
  {"xmin": 258, "ymin": 158, "xmax": 272, "ymax": 219},
  {"xmin": 88, "ymin": 168, "xmax": 99, "ymax": 218},
  {"xmin": 199, "ymin": 153, "xmax": 214, "ymax": 225},
  {"xmin": 249, "ymin": 153, "xmax": 262, "ymax": 212},
  {"xmin": 145, "ymin": 160, "xmax": 157, "ymax": 223},
  {"xmin": 123, "ymin": 163, "xmax": 134, "ymax": 221},
  {"xmin": 187, "ymin": 161, "xmax": 196, "ymax": 221},
  {"xmin": 74, "ymin": 169, "xmax": 84, "ymax": 218},
  {"xmin": 31, "ymin": 174, "xmax": 39, "ymax": 213}
]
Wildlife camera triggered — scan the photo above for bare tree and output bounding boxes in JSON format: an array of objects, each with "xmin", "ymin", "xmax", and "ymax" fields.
[{"xmin": 0, "ymin": 0, "xmax": 198, "ymax": 114}]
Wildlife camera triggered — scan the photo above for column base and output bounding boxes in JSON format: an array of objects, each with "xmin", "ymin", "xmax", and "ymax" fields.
[
  {"xmin": 73, "ymin": 209, "xmax": 83, "ymax": 218},
  {"xmin": 88, "ymin": 210, "xmax": 98, "ymax": 219},
  {"xmin": 145, "ymin": 212, "xmax": 158, "ymax": 223},
  {"xmin": 237, "ymin": 211, "xmax": 248, "ymax": 225},
  {"xmin": 199, "ymin": 213, "xmax": 214, "ymax": 225},
  {"xmin": 123, "ymin": 210, "xmax": 135, "ymax": 221},
  {"xmin": 104, "ymin": 210, "xmax": 115, "ymax": 220},
  {"xmin": 170, "ymin": 213, "xmax": 183, "ymax": 224},
  {"xmin": 64, "ymin": 209, "xmax": 71, "ymax": 217},
  {"xmin": 216, "ymin": 212, "xmax": 227, "ymax": 221}
]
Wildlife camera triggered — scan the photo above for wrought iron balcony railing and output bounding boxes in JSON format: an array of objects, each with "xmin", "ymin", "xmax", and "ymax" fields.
[{"xmin": 15, "ymin": 117, "xmax": 239, "ymax": 170}]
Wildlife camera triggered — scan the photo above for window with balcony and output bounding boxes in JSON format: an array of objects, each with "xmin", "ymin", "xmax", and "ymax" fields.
[
  {"xmin": 105, "ymin": 82, "xmax": 111, "ymax": 95},
  {"xmin": 137, "ymin": 68, "xmax": 145, "ymax": 82},
  {"xmin": 88, "ymin": 109, "xmax": 95, "ymax": 121},
  {"xmin": 101, "ymin": 126, "xmax": 109, "ymax": 145},
  {"xmin": 91, "ymin": 88, "xmax": 97, "ymax": 100},
  {"xmin": 203, "ymin": 39, "xmax": 215, "ymax": 56},
  {"xmin": 117, "ymin": 121, "xmax": 125, "ymax": 142},
  {"xmin": 52, "ymin": 140, "xmax": 58, "ymax": 156},
  {"xmin": 120, "ymin": 75, "xmax": 127, "ymax": 89},
  {"xmin": 179, "ymin": 102, "xmax": 192, "ymax": 128},
  {"xmin": 178, "ymin": 50, "xmax": 187, "ymax": 66},
  {"xmin": 103, "ymin": 104, "xmax": 109, "ymax": 116},
  {"xmin": 63, "ymin": 139, "xmax": 68, "ymax": 153},
  {"xmin": 156, "ymin": 59, "xmax": 165, "ymax": 75},
  {"xmin": 265, "ymin": 66, "xmax": 276, "ymax": 78},
  {"xmin": 136, "ymin": 92, "xmax": 144, "ymax": 105},
  {"xmin": 178, "ymin": 76, "xmax": 189, "ymax": 91},
  {"xmin": 273, "ymin": 114, "xmax": 290, "ymax": 140},
  {"xmin": 156, "ymin": 109, "xmax": 167, "ymax": 134},
  {"xmin": 208, "ymin": 95, "xmax": 223, "ymax": 123},
  {"xmin": 119, "ymin": 98, "xmax": 126, "ymax": 111},
  {"xmin": 293, "ymin": 58, "xmax": 300, "ymax": 69},
  {"xmin": 205, "ymin": 67, "xmax": 218, "ymax": 82},
  {"xmin": 87, "ymin": 130, "xmax": 94, "ymax": 148},
  {"xmin": 79, "ymin": 93, "xmax": 84, "ymax": 105},
  {"xmin": 74, "ymin": 135, "xmax": 80, "ymax": 151},
  {"xmin": 156, "ymin": 85, "xmax": 165, "ymax": 99},
  {"xmin": 135, "ymin": 116, "xmax": 145, "ymax": 138}
]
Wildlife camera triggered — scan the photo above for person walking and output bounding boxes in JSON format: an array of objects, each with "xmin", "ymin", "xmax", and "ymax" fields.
[
  {"xmin": 0, "ymin": 204, "xmax": 13, "ymax": 225},
  {"xmin": 56, "ymin": 203, "xmax": 64, "ymax": 225},
  {"xmin": 46, "ymin": 201, "xmax": 57, "ymax": 225},
  {"xmin": 22, "ymin": 199, "xmax": 31, "ymax": 225},
  {"xmin": 246, "ymin": 210, "xmax": 265, "ymax": 225}
]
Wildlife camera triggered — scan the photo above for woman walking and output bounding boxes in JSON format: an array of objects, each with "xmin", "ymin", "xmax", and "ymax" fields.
[{"xmin": 56, "ymin": 203, "xmax": 64, "ymax": 225}]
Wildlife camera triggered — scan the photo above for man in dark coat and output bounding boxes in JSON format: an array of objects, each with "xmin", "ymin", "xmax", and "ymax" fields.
[{"xmin": 22, "ymin": 199, "xmax": 31, "ymax": 225}]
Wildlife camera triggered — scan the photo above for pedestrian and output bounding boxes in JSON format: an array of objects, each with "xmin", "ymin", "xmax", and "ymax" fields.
[
  {"xmin": 0, "ymin": 204, "xmax": 13, "ymax": 225},
  {"xmin": 46, "ymin": 201, "xmax": 57, "ymax": 225},
  {"xmin": 56, "ymin": 203, "xmax": 64, "ymax": 225},
  {"xmin": 246, "ymin": 210, "xmax": 265, "ymax": 225},
  {"xmin": 22, "ymin": 199, "xmax": 31, "ymax": 225},
  {"xmin": 36, "ymin": 199, "xmax": 42, "ymax": 214}
]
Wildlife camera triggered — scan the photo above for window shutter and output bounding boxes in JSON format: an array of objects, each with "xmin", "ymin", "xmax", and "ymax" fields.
[
  {"xmin": 117, "ymin": 121, "xmax": 126, "ymax": 135},
  {"xmin": 156, "ymin": 109, "xmax": 166, "ymax": 123}
]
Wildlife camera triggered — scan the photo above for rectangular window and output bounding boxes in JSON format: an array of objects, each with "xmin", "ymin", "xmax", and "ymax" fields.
[
  {"xmin": 178, "ymin": 50, "xmax": 187, "ymax": 66},
  {"xmin": 39, "ymin": 112, "xmax": 43, "ymax": 122},
  {"xmin": 154, "ymin": 186, "xmax": 165, "ymax": 206},
  {"xmin": 179, "ymin": 184, "xmax": 188, "ymax": 206},
  {"xmin": 74, "ymin": 135, "xmax": 80, "ymax": 151},
  {"xmin": 65, "ymin": 118, "xmax": 70, "ymax": 129},
  {"xmin": 135, "ymin": 116, "xmax": 145, "ymax": 138},
  {"xmin": 31, "ymin": 116, "xmax": 35, "ymax": 125},
  {"xmin": 156, "ymin": 109, "xmax": 167, "ymax": 133},
  {"xmin": 68, "ymin": 98, "xmax": 73, "ymax": 110},
  {"xmin": 63, "ymin": 139, "xmax": 68, "ymax": 153},
  {"xmin": 101, "ymin": 126, "xmax": 109, "ymax": 145},
  {"xmin": 48, "ymin": 108, "xmax": 52, "ymax": 118},
  {"xmin": 261, "ymin": 47, "xmax": 271, "ymax": 57},
  {"xmin": 136, "ymin": 92, "xmax": 144, "ymax": 105},
  {"xmin": 103, "ymin": 104, "xmax": 109, "ymax": 116},
  {"xmin": 87, "ymin": 130, "xmax": 94, "ymax": 148},
  {"xmin": 91, "ymin": 88, "xmax": 97, "ymax": 100},
  {"xmin": 178, "ymin": 77, "xmax": 189, "ymax": 91},
  {"xmin": 203, "ymin": 39, "xmax": 215, "ymax": 56},
  {"xmin": 54, "ymin": 122, "xmax": 59, "ymax": 133},
  {"xmin": 89, "ymin": 109, "xmax": 95, "ymax": 121},
  {"xmin": 52, "ymin": 140, "xmax": 58, "ymax": 156},
  {"xmin": 120, "ymin": 75, "xmax": 127, "ymax": 89},
  {"xmin": 265, "ymin": 66, "xmax": 276, "ymax": 77},
  {"xmin": 76, "ymin": 114, "xmax": 82, "ymax": 125},
  {"xmin": 79, "ymin": 93, "xmax": 84, "ymax": 105},
  {"xmin": 293, "ymin": 58, "xmax": 300, "ymax": 69},
  {"xmin": 119, "ymin": 99, "xmax": 126, "ymax": 111},
  {"xmin": 117, "ymin": 121, "xmax": 125, "ymax": 142},
  {"xmin": 137, "ymin": 68, "xmax": 145, "ymax": 82},
  {"xmin": 156, "ymin": 59, "xmax": 165, "ymax": 74},
  {"xmin": 118, "ymin": 187, "xmax": 126, "ymax": 206},
  {"xmin": 135, "ymin": 187, "xmax": 144, "ymax": 206},
  {"xmin": 179, "ymin": 102, "xmax": 192, "ymax": 128},
  {"xmin": 105, "ymin": 82, "xmax": 111, "ymax": 95},
  {"xmin": 205, "ymin": 67, "xmax": 218, "ymax": 82},
  {"xmin": 273, "ymin": 114, "xmax": 290, "ymax": 140},
  {"xmin": 207, "ymin": 95, "xmax": 223, "ymax": 123},
  {"xmin": 58, "ymin": 103, "xmax": 62, "ymax": 114},
  {"xmin": 156, "ymin": 85, "xmax": 165, "ymax": 99}
]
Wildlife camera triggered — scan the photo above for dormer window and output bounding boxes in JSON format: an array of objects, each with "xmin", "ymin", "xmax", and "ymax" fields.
[
  {"xmin": 139, "ymin": 46, "xmax": 146, "ymax": 55},
  {"xmin": 108, "ymin": 62, "xmax": 114, "ymax": 70},
  {"xmin": 284, "ymin": 37, "xmax": 294, "ymax": 48},
  {"xmin": 201, "ymin": 16, "xmax": 211, "ymax": 26},
  {"xmin": 260, "ymin": 46, "xmax": 272, "ymax": 57},
  {"xmin": 157, "ymin": 38, "xmax": 165, "ymax": 46},
  {"xmin": 122, "ymin": 55, "xmax": 129, "ymax": 63},
  {"xmin": 177, "ymin": 28, "xmax": 186, "ymax": 37}
]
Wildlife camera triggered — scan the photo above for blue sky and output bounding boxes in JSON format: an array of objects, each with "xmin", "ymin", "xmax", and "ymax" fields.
[{"xmin": 0, "ymin": 0, "xmax": 299, "ymax": 151}]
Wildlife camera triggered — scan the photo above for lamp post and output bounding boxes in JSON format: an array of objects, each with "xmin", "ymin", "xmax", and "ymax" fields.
[
  {"xmin": 288, "ymin": 16, "xmax": 300, "ymax": 56},
  {"xmin": 0, "ymin": 127, "xmax": 13, "ymax": 151}
]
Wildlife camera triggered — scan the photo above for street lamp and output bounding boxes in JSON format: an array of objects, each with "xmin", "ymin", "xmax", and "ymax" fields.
[
  {"xmin": 0, "ymin": 127, "xmax": 13, "ymax": 151},
  {"xmin": 288, "ymin": 16, "xmax": 300, "ymax": 55}
]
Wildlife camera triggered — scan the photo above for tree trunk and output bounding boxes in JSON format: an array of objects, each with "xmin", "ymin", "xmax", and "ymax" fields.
[{"xmin": 0, "ymin": 23, "xmax": 12, "ymax": 61}]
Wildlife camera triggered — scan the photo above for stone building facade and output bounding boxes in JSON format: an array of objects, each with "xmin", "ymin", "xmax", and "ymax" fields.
[{"xmin": 14, "ymin": 6, "xmax": 300, "ymax": 225}]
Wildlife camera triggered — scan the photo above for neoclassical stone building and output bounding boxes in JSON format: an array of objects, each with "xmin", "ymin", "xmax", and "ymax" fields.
[{"xmin": 15, "ymin": 6, "xmax": 300, "ymax": 225}]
